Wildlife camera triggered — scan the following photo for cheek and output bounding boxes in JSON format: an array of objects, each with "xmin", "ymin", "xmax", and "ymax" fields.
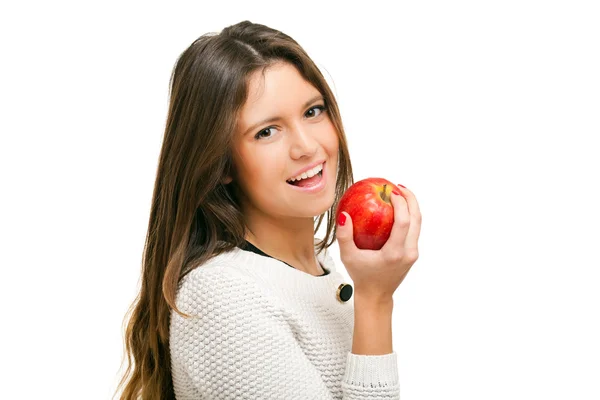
[
  {"xmin": 331, "ymin": 135, "xmax": 340, "ymax": 154},
  {"xmin": 239, "ymin": 148, "xmax": 284, "ymax": 187},
  {"xmin": 237, "ymin": 146, "xmax": 263, "ymax": 175},
  {"xmin": 325, "ymin": 126, "xmax": 340, "ymax": 156}
]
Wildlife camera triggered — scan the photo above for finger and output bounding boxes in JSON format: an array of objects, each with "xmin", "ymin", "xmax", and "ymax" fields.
[
  {"xmin": 396, "ymin": 185, "xmax": 422, "ymax": 250},
  {"xmin": 335, "ymin": 211, "xmax": 359, "ymax": 260},
  {"xmin": 381, "ymin": 190, "xmax": 411, "ymax": 253}
]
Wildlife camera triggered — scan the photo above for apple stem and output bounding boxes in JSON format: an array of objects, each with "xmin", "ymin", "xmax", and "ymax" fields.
[{"xmin": 381, "ymin": 184, "xmax": 389, "ymax": 203}]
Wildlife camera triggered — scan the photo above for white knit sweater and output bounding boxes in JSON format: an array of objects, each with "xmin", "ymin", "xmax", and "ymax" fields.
[{"xmin": 169, "ymin": 239, "xmax": 400, "ymax": 399}]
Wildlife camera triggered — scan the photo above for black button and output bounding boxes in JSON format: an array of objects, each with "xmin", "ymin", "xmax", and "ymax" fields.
[{"xmin": 336, "ymin": 283, "xmax": 353, "ymax": 303}]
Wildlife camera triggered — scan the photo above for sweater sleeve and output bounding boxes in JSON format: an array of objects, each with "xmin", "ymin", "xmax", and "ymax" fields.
[
  {"xmin": 170, "ymin": 264, "xmax": 400, "ymax": 399},
  {"xmin": 342, "ymin": 352, "xmax": 400, "ymax": 399}
]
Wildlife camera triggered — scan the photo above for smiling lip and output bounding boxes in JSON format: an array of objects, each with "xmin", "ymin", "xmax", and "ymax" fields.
[
  {"xmin": 287, "ymin": 160, "xmax": 326, "ymax": 181},
  {"xmin": 286, "ymin": 161, "xmax": 326, "ymax": 193}
]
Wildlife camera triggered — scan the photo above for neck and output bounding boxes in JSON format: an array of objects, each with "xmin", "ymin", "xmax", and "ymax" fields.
[{"xmin": 243, "ymin": 212, "xmax": 321, "ymax": 274}]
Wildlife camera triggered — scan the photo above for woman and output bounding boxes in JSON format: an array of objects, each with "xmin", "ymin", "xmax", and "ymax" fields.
[{"xmin": 116, "ymin": 20, "xmax": 422, "ymax": 399}]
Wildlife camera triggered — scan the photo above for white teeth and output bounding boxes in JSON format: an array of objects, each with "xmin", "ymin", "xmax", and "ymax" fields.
[{"xmin": 287, "ymin": 163, "xmax": 323, "ymax": 182}]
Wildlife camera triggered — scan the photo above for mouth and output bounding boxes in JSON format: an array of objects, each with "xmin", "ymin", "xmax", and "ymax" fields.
[{"xmin": 286, "ymin": 162, "xmax": 325, "ymax": 188}]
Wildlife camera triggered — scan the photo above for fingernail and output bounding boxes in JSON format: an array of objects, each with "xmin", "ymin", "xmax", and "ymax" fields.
[
  {"xmin": 392, "ymin": 188, "xmax": 401, "ymax": 195},
  {"xmin": 397, "ymin": 184, "xmax": 406, "ymax": 188},
  {"xmin": 337, "ymin": 212, "xmax": 346, "ymax": 226}
]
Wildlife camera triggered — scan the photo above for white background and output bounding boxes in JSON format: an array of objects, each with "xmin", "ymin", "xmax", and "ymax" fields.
[{"xmin": 1, "ymin": 1, "xmax": 598, "ymax": 399}]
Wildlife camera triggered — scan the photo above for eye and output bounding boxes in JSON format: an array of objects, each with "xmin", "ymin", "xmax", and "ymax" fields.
[
  {"xmin": 306, "ymin": 104, "xmax": 327, "ymax": 119},
  {"xmin": 253, "ymin": 104, "xmax": 328, "ymax": 141},
  {"xmin": 254, "ymin": 127, "xmax": 279, "ymax": 140}
]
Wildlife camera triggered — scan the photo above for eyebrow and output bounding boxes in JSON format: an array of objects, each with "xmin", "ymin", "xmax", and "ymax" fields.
[{"xmin": 242, "ymin": 94, "xmax": 325, "ymax": 136}]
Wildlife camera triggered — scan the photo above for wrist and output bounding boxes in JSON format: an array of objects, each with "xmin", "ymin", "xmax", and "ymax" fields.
[{"xmin": 353, "ymin": 291, "xmax": 394, "ymax": 312}]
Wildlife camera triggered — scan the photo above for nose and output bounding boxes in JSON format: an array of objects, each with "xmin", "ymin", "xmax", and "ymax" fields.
[{"xmin": 288, "ymin": 124, "xmax": 318, "ymax": 159}]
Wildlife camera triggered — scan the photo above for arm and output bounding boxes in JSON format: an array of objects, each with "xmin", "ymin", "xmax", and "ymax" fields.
[
  {"xmin": 352, "ymin": 294, "xmax": 394, "ymax": 355},
  {"xmin": 342, "ymin": 293, "xmax": 400, "ymax": 399}
]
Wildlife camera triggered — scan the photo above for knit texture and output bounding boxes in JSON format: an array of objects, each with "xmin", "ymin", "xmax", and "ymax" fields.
[{"xmin": 169, "ymin": 239, "xmax": 400, "ymax": 399}]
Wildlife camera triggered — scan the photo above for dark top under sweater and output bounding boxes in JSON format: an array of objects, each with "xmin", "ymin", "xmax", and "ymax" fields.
[{"xmin": 239, "ymin": 240, "xmax": 330, "ymax": 276}]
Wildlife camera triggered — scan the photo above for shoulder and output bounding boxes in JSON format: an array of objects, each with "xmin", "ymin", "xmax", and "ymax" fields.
[
  {"xmin": 174, "ymin": 251, "xmax": 264, "ymax": 316},
  {"xmin": 170, "ymin": 255, "xmax": 286, "ymax": 349}
]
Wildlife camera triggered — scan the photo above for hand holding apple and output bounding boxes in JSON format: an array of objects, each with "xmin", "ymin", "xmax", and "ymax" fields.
[{"xmin": 335, "ymin": 179, "xmax": 422, "ymax": 303}]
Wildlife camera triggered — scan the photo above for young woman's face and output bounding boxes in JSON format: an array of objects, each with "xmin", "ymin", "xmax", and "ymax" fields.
[{"xmin": 229, "ymin": 61, "xmax": 339, "ymax": 219}]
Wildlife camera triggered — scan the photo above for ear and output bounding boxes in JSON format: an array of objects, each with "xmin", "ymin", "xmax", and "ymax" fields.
[{"xmin": 223, "ymin": 176, "xmax": 233, "ymax": 184}]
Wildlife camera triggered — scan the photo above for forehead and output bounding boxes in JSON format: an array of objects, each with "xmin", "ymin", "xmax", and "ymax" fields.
[{"xmin": 239, "ymin": 62, "xmax": 321, "ymax": 124}]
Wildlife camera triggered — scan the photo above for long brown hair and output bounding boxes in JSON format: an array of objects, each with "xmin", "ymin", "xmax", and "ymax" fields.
[{"xmin": 114, "ymin": 20, "xmax": 354, "ymax": 399}]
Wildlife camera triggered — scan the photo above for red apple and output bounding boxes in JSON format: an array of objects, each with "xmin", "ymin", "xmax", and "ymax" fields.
[{"xmin": 336, "ymin": 177, "xmax": 398, "ymax": 250}]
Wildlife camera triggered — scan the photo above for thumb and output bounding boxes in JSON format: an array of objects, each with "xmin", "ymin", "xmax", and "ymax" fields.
[{"xmin": 336, "ymin": 211, "xmax": 358, "ymax": 253}]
